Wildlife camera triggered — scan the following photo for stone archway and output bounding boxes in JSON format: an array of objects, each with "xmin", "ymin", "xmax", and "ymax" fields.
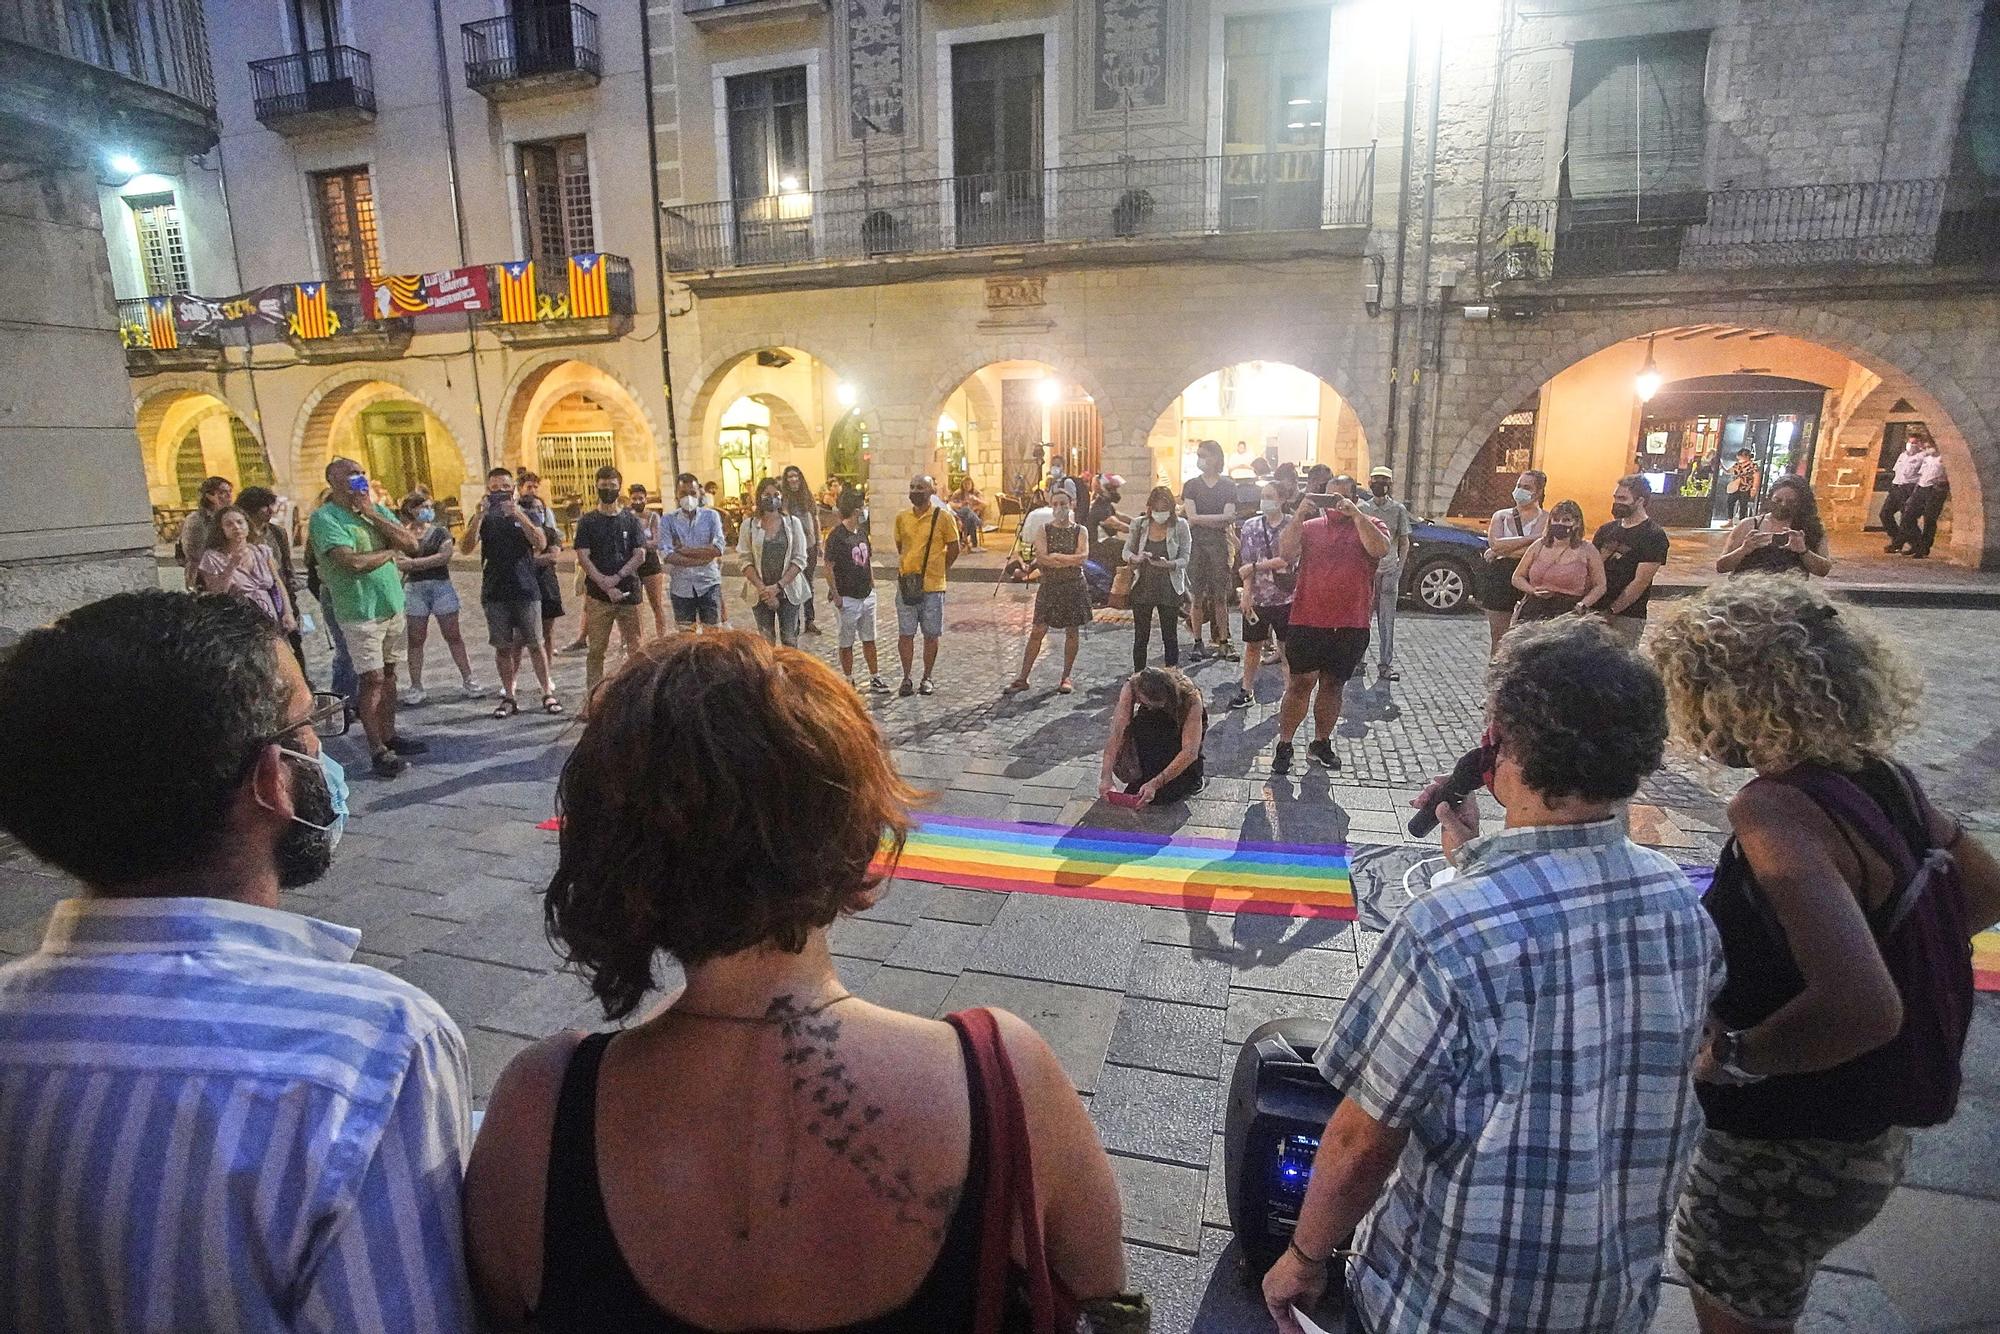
[
  {"xmin": 291, "ymin": 370, "xmax": 473, "ymax": 508},
  {"xmin": 1125, "ymin": 342, "xmax": 1383, "ymax": 478},
  {"xmin": 681, "ymin": 339, "xmax": 887, "ymax": 485},
  {"xmin": 499, "ymin": 355, "xmax": 665, "ymax": 491},
  {"xmin": 916, "ymin": 345, "xmax": 1117, "ymax": 459},
  {"xmin": 1434, "ymin": 305, "xmax": 1995, "ymax": 566},
  {"xmin": 680, "ymin": 334, "xmax": 874, "ymax": 453},
  {"xmin": 132, "ymin": 383, "xmax": 271, "ymax": 506}
]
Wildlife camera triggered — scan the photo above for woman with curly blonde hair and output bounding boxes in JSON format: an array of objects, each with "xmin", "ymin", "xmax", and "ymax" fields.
[{"xmin": 1649, "ymin": 577, "xmax": 2000, "ymax": 1334}]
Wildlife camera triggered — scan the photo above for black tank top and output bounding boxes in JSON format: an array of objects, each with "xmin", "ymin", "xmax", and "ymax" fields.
[
  {"xmin": 533, "ymin": 1028, "xmax": 988, "ymax": 1332},
  {"xmin": 1699, "ymin": 759, "xmax": 1927, "ymax": 1142}
]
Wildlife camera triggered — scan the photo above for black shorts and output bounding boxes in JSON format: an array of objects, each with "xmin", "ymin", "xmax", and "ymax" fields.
[
  {"xmin": 636, "ymin": 552, "xmax": 663, "ymax": 579},
  {"xmin": 1242, "ymin": 602, "xmax": 1292, "ymax": 644},
  {"xmin": 1286, "ymin": 625, "xmax": 1369, "ymax": 681},
  {"xmin": 1479, "ymin": 558, "xmax": 1524, "ymax": 614},
  {"xmin": 540, "ymin": 598, "xmax": 564, "ymax": 622}
]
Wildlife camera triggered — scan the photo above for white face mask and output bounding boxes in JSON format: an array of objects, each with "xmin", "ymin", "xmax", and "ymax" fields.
[
  {"xmin": 1260, "ymin": 499, "xmax": 1281, "ymax": 517},
  {"xmin": 1151, "ymin": 509, "xmax": 1172, "ymax": 524},
  {"xmin": 1512, "ymin": 487, "xmax": 1535, "ymax": 506},
  {"xmin": 678, "ymin": 494, "xmax": 698, "ymax": 512}
]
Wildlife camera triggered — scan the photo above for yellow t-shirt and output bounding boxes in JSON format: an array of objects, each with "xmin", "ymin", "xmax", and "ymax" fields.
[{"xmin": 894, "ymin": 505, "xmax": 961, "ymax": 594}]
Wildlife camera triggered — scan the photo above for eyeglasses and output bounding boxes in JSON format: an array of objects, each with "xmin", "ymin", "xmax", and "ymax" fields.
[{"xmin": 256, "ymin": 693, "xmax": 350, "ymax": 748}]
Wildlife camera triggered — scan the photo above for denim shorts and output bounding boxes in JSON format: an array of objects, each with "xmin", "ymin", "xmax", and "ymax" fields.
[
  {"xmin": 837, "ymin": 593, "xmax": 878, "ymax": 648},
  {"xmin": 895, "ymin": 590, "xmax": 944, "ymax": 638},
  {"xmin": 484, "ymin": 599, "xmax": 541, "ymax": 648},
  {"xmin": 402, "ymin": 579, "xmax": 459, "ymax": 619},
  {"xmin": 670, "ymin": 586, "xmax": 722, "ymax": 627}
]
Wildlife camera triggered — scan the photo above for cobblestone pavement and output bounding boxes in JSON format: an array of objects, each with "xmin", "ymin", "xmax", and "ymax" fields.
[{"xmin": 2, "ymin": 571, "xmax": 1995, "ymax": 1333}]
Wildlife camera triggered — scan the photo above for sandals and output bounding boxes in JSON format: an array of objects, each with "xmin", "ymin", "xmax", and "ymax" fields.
[
  {"xmin": 491, "ymin": 696, "xmax": 519, "ymax": 719},
  {"xmin": 1003, "ymin": 679, "xmax": 1030, "ymax": 695},
  {"xmin": 1057, "ymin": 679, "xmax": 1074, "ymax": 694},
  {"xmin": 542, "ymin": 694, "xmax": 564, "ymax": 715}
]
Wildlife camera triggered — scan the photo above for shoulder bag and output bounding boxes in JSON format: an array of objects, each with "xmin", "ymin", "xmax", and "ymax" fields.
[{"xmin": 901, "ymin": 509, "xmax": 941, "ymax": 606}]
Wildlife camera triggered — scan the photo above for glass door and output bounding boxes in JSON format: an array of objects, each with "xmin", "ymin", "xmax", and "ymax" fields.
[
  {"xmin": 360, "ymin": 404, "xmax": 432, "ymax": 500},
  {"xmin": 726, "ymin": 67, "xmax": 812, "ymax": 264},
  {"xmin": 1221, "ymin": 9, "xmax": 1329, "ymax": 231},
  {"xmin": 951, "ymin": 37, "xmax": 1044, "ymax": 247}
]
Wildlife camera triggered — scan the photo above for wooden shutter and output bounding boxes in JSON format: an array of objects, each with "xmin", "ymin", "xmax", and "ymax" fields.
[{"xmin": 1565, "ymin": 32, "xmax": 1709, "ymax": 201}]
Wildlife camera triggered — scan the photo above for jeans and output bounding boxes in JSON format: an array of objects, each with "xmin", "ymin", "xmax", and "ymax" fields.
[
  {"xmin": 1880, "ymin": 482, "xmax": 1914, "ymax": 547},
  {"xmin": 1902, "ymin": 485, "xmax": 1946, "ymax": 555},
  {"xmin": 321, "ymin": 597, "xmax": 357, "ymax": 703},
  {"xmin": 1133, "ymin": 600, "xmax": 1180, "ymax": 671},
  {"xmin": 753, "ymin": 597, "xmax": 801, "ymax": 646},
  {"xmin": 1372, "ymin": 563, "xmax": 1400, "ymax": 669}
]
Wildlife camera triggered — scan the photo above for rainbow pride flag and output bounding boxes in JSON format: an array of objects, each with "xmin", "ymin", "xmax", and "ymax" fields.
[
  {"xmin": 877, "ymin": 814, "xmax": 1355, "ymax": 920},
  {"xmin": 1976, "ymin": 929, "xmax": 2000, "ymax": 993}
]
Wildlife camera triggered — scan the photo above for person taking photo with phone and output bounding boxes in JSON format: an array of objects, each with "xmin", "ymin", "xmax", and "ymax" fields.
[
  {"xmin": 461, "ymin": 466, "xmax": 560, "ymax": 719},
  {"xmin": 1271, "ymin": 476, "xmax": 1389, "ymax": 774},
  {"xmin": 309, "ymin": 457, "xmax": 425, "ymax": 776},
  {"xmin": 1715, "ymin": 475, "xmax": 1832, "ymax": 579}
]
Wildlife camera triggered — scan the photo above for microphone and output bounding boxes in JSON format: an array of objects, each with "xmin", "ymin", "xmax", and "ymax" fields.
[{"xmin": 1407, "ymin": 741, "xmax": 1496, "ymax": 838}]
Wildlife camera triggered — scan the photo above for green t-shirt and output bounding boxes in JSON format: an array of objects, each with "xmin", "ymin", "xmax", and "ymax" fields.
[{"xmin": 309, "ymin": 501, "xmax": 406, "ymax": 624}]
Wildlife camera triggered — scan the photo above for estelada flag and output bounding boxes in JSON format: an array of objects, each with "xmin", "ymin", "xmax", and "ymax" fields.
[
  {"xmin": 568, "ymin": 252, "xmax": 609, "ymax": 318},
  {"xmin": 373, "ymin": 272, "xmax": 427, "ymax": 320},
  {"xmin": 496, "ymin": 260, "xmax": 537, "ymax": 324},
  {"xmin": 145, "ymin": 296, "xmax": 178, "ymax": 350},
  {"xmin": 292, "ymin": 282, "xmax": 335, "ymax": 339}
]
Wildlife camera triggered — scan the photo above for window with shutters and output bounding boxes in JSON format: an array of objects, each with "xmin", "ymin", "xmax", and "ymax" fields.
[
  {"xmin": 231, "ymin": 419, "xmax": 274, "ymax": 489},
  {"xmin": 311, "ymin": 166, "xmax": 381, "ymax": 283},
  {"xmin": 534, "ymin": 432, "xmax": 616, "ymax": 503},
  {"xmin": 1562, "ymin": 32, "xmax": 1709, "ymax": 206},
  {"xmin": 727, "ymin": 68, "xmax": 810, "ymax": 201},
  {"xmin": 127, "ymin": 193, "xmax": 191, "ymax": 296},
  {"xmin": 518, "ymin": 137, "xmax": 595, "ymax": 270}
]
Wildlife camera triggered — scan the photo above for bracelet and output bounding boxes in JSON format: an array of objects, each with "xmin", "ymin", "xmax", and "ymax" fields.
[{"xmin": 1287, "ymin": 1237, "xmax": 1330, "ymax": 1270}]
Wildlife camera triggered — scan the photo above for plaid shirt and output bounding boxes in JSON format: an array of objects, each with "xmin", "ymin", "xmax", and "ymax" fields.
[{"xmin": 1317, "ymin": 818, "xmax": 1723, "ymax": 1334}]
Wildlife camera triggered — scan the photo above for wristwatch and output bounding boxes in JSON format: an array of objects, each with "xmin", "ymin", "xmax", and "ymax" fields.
[{"xmin": 1713, "ymin": 1028, "xmax": 1766, "ymax": 1083}]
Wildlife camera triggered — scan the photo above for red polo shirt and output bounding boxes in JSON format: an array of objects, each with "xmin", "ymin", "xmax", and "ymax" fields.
[{"xmin": 1289, "ymin": 513, "xmax": 1387, "ymax": 629}]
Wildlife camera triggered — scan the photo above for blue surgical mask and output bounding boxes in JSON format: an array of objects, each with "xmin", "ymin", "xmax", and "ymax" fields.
[
  {"xmin": 416, "ymin": 506, "xmax": 435, "ymax": 523},
  {"xmin": 1512, "ymin": 487, "xmax": 1535, "ymax": 506},
  {"xmin": 280, "ymin": 745, "xmax": 347, "ymax": 850}
]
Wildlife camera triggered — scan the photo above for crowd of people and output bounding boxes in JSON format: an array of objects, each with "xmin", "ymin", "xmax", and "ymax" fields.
[{"xmin": 0, "ymin": 572, "xmax": 1991, "ymax": 1334}]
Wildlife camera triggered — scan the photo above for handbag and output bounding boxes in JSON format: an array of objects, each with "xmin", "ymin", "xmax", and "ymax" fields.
[
  {"xmin": 1108, "ymin": 565, "xmax": 1135, "ymax": 610},
  {"xmin": 949, "ymin": 1008, "xmax": 1150, "ymax": 1334},
  {"xmin": 901, "ymin": 509, "xmax": 941, "ymax": 606}
]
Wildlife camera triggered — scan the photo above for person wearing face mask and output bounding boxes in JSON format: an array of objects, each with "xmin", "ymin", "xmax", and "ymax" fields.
[
  {"xmin": 394, "ymin": 492, "xmax": 484, "ymax": 704},
  {"xmin": 780, "ymin": 466, "xmax": 825, "ymax": 636},
  {"xmin": 1481, "ymin": 470, "xmax": 1549, "ymax": 658},
  {"xmin": 1182, "ymin": 439, "xmax": 1240, "ymax": 662},
  {"xmin": 1512, "ymin": 499, "xmax": 1606, "ymax": 622},
  {"xmin": 739, "ymin": 476, "xmax": 811, "ymax": 647},
  {"xmin": 1717, "ymin": 475, "xmax": 1832, "ymax": 579},
  {"xmin": 0, "ymin": 590, "xmax": 475, "ymax": 1332},
  {"xmin": 664, "ymin": 471, "xmax": 729, "ymax": 632},
  {"xmin": 1359, "ymin": 466, "xmax": 1412, "ymax": 684},
  {"xmin": 1230, "ymin": 481, "xmax": 1295, "ymax": 710},
  {"xmin": 893, "ymin": 474, "xmax": 961, "ymax": 696},
  {"xmin": 1272, "ymin": 476, "xmax": 1390, "ymax": 773},
  {"xmin": 1124, "ymin": 486, "xmax": 1192, "ymax": 671},
  {"xmin": 1006, "ymin": 486, "xmax": 1092, "ymax": 695},
  {"xmin": 573, "ymin": 466, "xmax": 651, "ymax": 701},
  {"xmin": 626, "ymin": 483, "xmax": 671, "ymax": 639},
  {"xmin": 1583, "ymin": 475, "xmax": 1671, "ymax": 650},
  {"xmin": 517, "ymin": 475, "xmax": 567, "ymax": 667},
  {"xmin": 463, "ymin": 466, "xmax": 561, "ymax": 719}
]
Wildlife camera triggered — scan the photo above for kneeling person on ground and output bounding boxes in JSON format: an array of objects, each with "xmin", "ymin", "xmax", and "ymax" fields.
[{"xmin": 1098, "ymin": 667, "xmax": 1206, "ymax": 805}]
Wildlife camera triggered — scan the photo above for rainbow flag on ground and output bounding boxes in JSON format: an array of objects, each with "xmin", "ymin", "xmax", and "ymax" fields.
[
  {"xmin": 1976, "ymin": 929, "xmax": 2000, "ymax": 992},
  {"xmin": 877, "ymin": 813, "xmax": 1355, "ymax": 920}
]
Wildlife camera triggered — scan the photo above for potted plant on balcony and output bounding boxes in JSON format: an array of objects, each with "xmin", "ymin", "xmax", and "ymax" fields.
[
  {"xmin": 1112, "ymin": 187, "xmax": 1155, "ymax": 237},
  {"xmin": 1497, "ymin": 221, "xmax": 1550, "ymax": 281}
]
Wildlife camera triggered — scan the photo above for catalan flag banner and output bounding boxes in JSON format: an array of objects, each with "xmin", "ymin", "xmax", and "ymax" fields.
[
  {"xmin": 568, "ymin": 252, "xmax": 609, "ymax": 318},
  {"xmin": 290, "ymin": 282, "xmax": 337, "ymax": 339},
  {"xmin": 372, "ymin": 272, "xmax": 428, "ymax": 320},
  {"xmin": 496, "ymin": 260, "xmax": 537, "ymax": 324},
  {"xmin": 144, "ymin": 296, "xmax": 178, "ymax": 350}
]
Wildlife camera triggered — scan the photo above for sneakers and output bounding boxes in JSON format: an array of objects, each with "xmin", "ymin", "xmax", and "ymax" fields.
[
  {"xmin": 1186, "ymin": 642, "xmax": 1208, "ymax": 663},
  {"xmin": 1219, "ymin": 641, "xmax": 1240, "ymax": 662},
  {"xmin": 1272, "ymin": 741, "xmax": 1293, "ymax": 775},
  {"xmin": 1228, "ymin": 686, "xmax": 1253, "ymax": 711},
  {"xmin": 898, "ymin": 678, "xmax": 915, "ymax": 697},
  {"xmin": 918, "ymin": 679, "xmax": 936, "ymax": 696},
  {"xmin": 869, "ymin": 676, "xmax": 891, "ymax": 694},
  {"xmin": 387, "ymin": 735, "xmax": 429, "ymax": 756},
  {"xmin": 460, "ymin": 678, "xmax": 489, "ymax": 699},
  {"xmin": 1307, "ymin": 739, "xmax": 1340, "ymax": 770},
  {"xmin": 371, "ymin": 749, "xmax": 407, "ymax": 778},
  {"xmin": 400, "ymin": 687, "xmax": 426, "ymax": 707},
  {"xmin": 1378, "ymin": 664, "xmax": 1400, "ymax": 682},
  {"xmin": 559, "ymin": 639, "xmax": 588, "ymax": 655}
]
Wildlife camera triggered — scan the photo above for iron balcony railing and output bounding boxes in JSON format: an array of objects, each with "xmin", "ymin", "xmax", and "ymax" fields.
[
  {"xmin": 115, "ymin": 295, "xmax": 218, "ymax": 351},
  {"xmin": 462, "ymin": 4, "xmax": 599, "ymax": 88},
  {"xmin": 1487, "ymin": 179, "xmax": 1997, "ymax": 282},
  {"xmin": 663, "ymin": 145, "xmax": 1375, "ymax": 273},
  {"xmin": 249, "ymin": 45, "xmax": 374, "ymax": 125},
  {"xmin": 488, "ymin": 254, "xmax": 636, "ymax": 323},
  {"xmin": 2, "ymin": 0, "xmax": 215, "ymax": 110}
]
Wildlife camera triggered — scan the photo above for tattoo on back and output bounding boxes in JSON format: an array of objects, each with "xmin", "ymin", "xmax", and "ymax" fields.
[{"xmin": 770, "ymin": 995, "xmax": 962, "ymax": 1241}]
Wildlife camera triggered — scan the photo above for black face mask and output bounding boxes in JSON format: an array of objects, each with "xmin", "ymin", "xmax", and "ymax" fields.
[
  {"xmin": 1549, "ymin": 523, "xmax": 1576, "ymax": 542},
  {"xmin": 276, "ymin": 756, "xmax": 337, "ymax": 889},
  {"xmin": 1104, "ymin": 489, "xmax": 1120, "ymax": 503},
  {"xmin": 598, "ymin": 487, "xmax": 622, "ymax": 503},
  {"xmin": 760, "ymin": 495, "xmax": 782, "ymax": 513},
  {"xmin": 1369, "ymin": 480, "xmax": 1390, "ymax": 498}
]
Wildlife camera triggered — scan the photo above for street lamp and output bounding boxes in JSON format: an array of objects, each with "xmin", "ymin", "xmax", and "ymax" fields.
[
  {"xmin": 835, "ymin": 381, "xmax": 858, "ymax": 408},
  {"xmin": 1634, "ymin": 335, "xmax": 1664, "ymax": 403},
  {"xmin": 1035, "ymin": 377, "xmax": 1063, "ymax": 406},
  {"xmin": 106, "ymin": 151, "xmax": 142, "ymax": 179}
]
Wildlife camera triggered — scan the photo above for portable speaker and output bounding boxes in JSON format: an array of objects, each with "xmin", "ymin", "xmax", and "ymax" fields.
[{"xmin": 1224, "ymin": 1016, "xmax": 1345, "ymax": 1290}]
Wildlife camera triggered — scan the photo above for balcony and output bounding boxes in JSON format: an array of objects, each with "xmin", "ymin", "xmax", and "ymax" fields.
[
  {"xmin": 485, "ymin": 253, "xmax": 636, "ymax": 346},
  {"xmin": 662, "ymin": 146, "xmax": 1375, "ymax": 280},
  {"xmin": 681, "ymin": 0, "xmax": 827, "ymax": 30},
  {"xmin": 1489, "ymin": 179, "xmax": 2000, "ymax": 289},
  {"xmin": 463, "ymin": 5, "xmax": 600, "ymax": 101},
  {"xmin": 1, "ymin": 0, "xmax": 218, "ymax": 158},
  {"xmin": 115, "ymin": 296, "xmax": 223, "ymax": 373},
  {"xmin": 249, "ymin": 46, "xmax": 374, "ymax": 134}
]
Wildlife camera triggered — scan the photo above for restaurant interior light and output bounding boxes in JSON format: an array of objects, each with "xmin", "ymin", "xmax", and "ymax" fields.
[
  {"xmin": 1634, "ymin": 335, "xmax": 1664, "ymax": 402},
  {"xmin": 1036, "ymin": 377, "xmax": 1063, "ymax": 406},
  {"xmin": 835, "ymin": 381, "xmax": 858, "ymax": 407}
]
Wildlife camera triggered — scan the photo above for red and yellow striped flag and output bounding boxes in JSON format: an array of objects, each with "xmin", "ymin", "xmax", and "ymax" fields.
[
  {"xmin": 145, "ymin": 296, "xmax": 178, "ymax": 350},
  {"xmin": 567, "ymin": 252, "xmax": 609, "ymax": 318},
  {"xmin": 496, "ymin": 261, "xmax": 537, "ymax": 324},
  {"xmin": 291, "ymin": 282, "xmax": 334, "ymax": 339}
]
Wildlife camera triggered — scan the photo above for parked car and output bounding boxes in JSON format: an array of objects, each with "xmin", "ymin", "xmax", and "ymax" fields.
[{"xmin": 1399, "ymin": 518, "xmax": 1487, "ymax": 613}]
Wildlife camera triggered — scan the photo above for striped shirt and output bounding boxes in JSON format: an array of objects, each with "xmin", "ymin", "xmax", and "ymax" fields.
[
  {"xmin": 1318, "ymin": 819, "xmax": 1723, "ymax": 1334},
  {"xmin": 0, "ymin": 896, "xmax": 475, "ymax": 1332}
]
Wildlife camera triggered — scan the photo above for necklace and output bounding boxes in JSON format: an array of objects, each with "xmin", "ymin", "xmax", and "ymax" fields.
[{"xmin": 664, "ymin": 991, "xmax": 854, "ymax": 1026}]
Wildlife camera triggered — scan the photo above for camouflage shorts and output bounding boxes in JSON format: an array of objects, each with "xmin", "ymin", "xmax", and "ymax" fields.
[{"xmin": 1671, "ymin": 1126, "xmax": 1909, "ymax": 1325}]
